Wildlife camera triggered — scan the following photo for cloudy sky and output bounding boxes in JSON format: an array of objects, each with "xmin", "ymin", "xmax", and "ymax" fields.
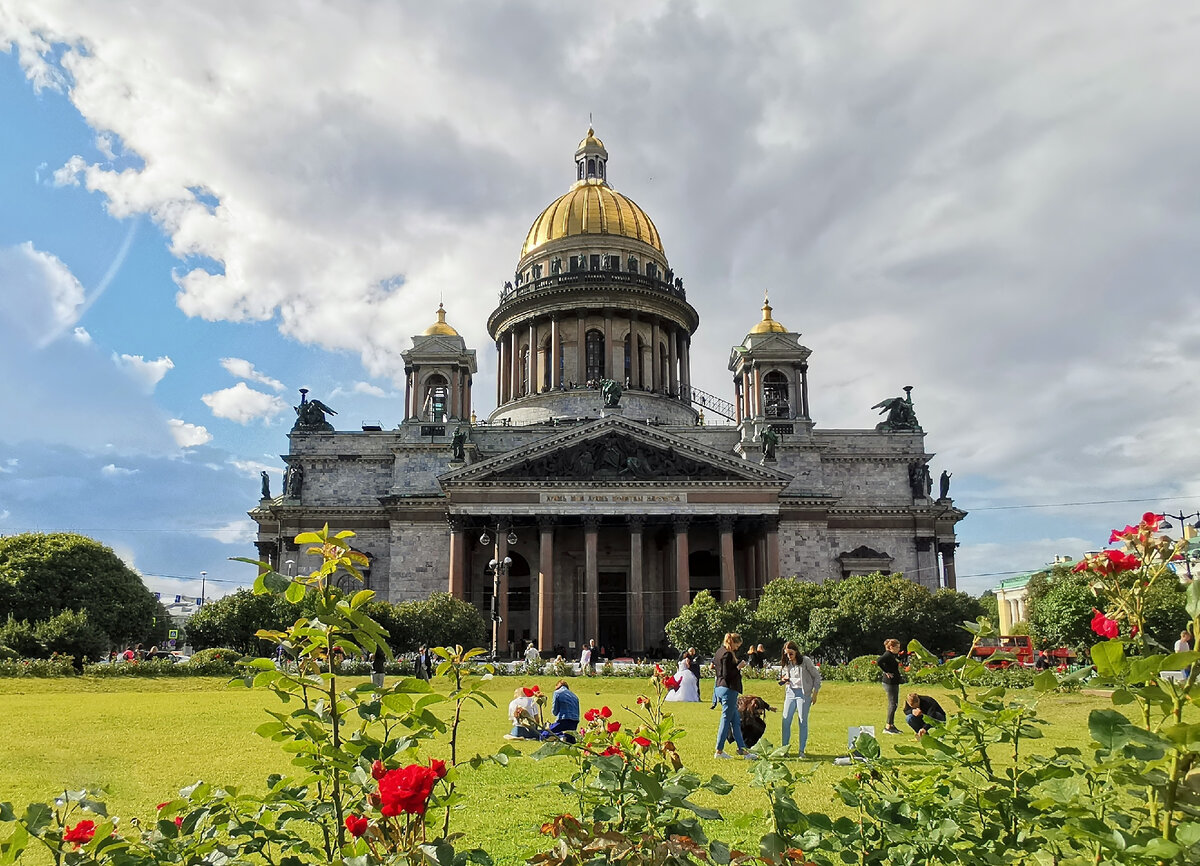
[{"xmin": 2, "ymin": 1, "xmax": 1198, "ymax": 603}]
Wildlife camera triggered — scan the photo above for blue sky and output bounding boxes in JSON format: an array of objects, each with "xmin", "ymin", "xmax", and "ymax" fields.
[{"xmin": 2, "ymin": 2, "xmax": 1199, "ymax": 602}]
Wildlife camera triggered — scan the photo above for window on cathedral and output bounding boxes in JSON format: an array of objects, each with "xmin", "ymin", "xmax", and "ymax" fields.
[
  {"xmin": 423, "ymin": 375, "xmax": 448, "ymax": 422},
  {"xmin": 590, "ymin": 254, "xmax": 601, "ymax": 271},
  {"xmin": 607, "ymin": 253, "xmax": 619, "ymax": 271},
  {"xmin": 578, "ymin": 162, "xmax": 585, "ymax": 180},
  {"xmin": 571, "ymin": 256, "xmax": 584, "ymax": 272},
  {"xmin": 585, "ymin": 329, "xmax": 605, "ymax": 381},
  {"xmin": 598, "ymin": 161, "xmax": 604, "ymax": 179},
  {"xmin": 588, "ymin": 158, "xmax": 596, "ymax": 177},
  {"xmin": 763, "ymin": 371, "xmax": 790, "ymax": 419},
  {"xmin": 532, "ymin": 263, "xmax": 542, "ymax": 280},
  {"xmin": 646, "ymin": 262, "xmax": 658, "ymax": 279},
  {"xmin": 624, "ymin": 334, "xmax": 632, "ymax": 384}
]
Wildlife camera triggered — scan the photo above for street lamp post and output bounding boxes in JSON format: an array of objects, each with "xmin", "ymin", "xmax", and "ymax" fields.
[
  {"xmin": 285, "ymin": 559, "xmax": 296, "ymax": 578},
  {"xmin": 200, "ymin": 571, "xmax": 207, "ymax": 607},
  {"xmin": 479, "ymin": 524, "xmax": 517, "ymax": 661},
  {"xmin": 1159, "ymin": 511, "xmax": 1200, "ymax": 584}
]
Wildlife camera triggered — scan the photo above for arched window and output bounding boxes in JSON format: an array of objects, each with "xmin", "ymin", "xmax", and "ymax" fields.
[
  {"xmin": 578, "ymin": 162, "xmax": 585, "ymax": 180},
  {"xmin": 585, "ymin": 329, "xmax": 605, "ymax": 382},
  {"xmin": 423, "ymin": 374, "xmax": 448, "ymax": 421},
  {"xmin": 763, "ymin": 371, "xmax": 790, "ymax": 418},
  {"xmin": 598, "ymin": 161, "xmax": 604, "ymax": 179},
  {"xmin": 520, "ymin": 347, "xmax": 530, "ymax": 396},
  {"xmin": 587, "ymin": 158, "xmax": 596, "ymax": 177}
]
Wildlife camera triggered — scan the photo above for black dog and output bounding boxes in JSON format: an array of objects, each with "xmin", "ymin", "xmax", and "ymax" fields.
[{"xmin": 729, "ymin": 694, "xmax": 776, "ymax": 748}]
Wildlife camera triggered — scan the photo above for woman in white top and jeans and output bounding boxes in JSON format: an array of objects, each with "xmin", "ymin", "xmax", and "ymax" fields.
[{"xmin": 779, "ymin": 640, "xmax": 822, "ymax": 757}]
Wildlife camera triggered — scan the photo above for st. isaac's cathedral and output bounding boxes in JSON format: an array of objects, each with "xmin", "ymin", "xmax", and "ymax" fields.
[{"xmin": 250, "ymin": 129, "xmax": 966, "ymax": 657}]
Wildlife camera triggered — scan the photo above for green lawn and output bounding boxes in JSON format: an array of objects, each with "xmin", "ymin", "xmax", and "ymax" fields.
[{"xmin": 0, "ymin": 675, "xmax": 1121, "ymax": 863}]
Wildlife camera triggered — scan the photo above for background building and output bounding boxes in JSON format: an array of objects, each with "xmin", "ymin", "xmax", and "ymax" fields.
[{"xmin": 251, "ymin": 131, "xmax": 966, "ymax": 657}]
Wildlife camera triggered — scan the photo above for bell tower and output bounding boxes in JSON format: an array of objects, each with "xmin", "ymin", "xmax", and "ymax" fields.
[
  {"xmin": 401, "ymin": 304, "xmax": 477, "ymax": 423},
  {"xmin": 729, "ymin": 293, "xmax": 812, "ymax": 445}
]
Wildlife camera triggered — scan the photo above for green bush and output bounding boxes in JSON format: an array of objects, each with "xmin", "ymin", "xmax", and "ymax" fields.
[
  {"xmin": 83, "ymin": 659, "xmax": 182, "ymax": 678},
  {"xmin": 0, "ymin": 645, "xmax": 18, "ymax": 661},
  {"xmin": 34, "ymin": 609, "xmax": 108, "ymax": 669},
  {"xmin": 182, "ymin": 647, "xmax": 241, "ymax": 676},
  {"xmin": 0, "ymin": 656, "xmax": 75, "ymax": 677},
  {"xmin": 0, "ymin": 616, "xmax": 42, "ymax": 658}
]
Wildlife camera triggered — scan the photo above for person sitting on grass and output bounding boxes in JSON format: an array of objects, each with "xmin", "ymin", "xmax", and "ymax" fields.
[
  {"xmin": 505, "ymin": 687, "xmax": 541, "ymax": 740},
  {"xmin": 539, "ymin": 679, "xmax": 580, "ymax": 744},
  {"xmin": 905, "ymin": 692, "xmax": 946, "ymax": 737}
]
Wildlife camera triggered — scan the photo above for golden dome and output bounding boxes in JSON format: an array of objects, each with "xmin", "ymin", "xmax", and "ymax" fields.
[
  {"xmin": 749, "ymin": 293, "xmax": 788, "ymax": 334},
  {"xmin": 577, "ymin": 127, "xmax": 606, "ymax": 152},
  {"xmin": 422, "ymin": 303, "xmax": 460, "ymax": 336},
  {"xmin": 521, "ymin": 179, "xmax": 663, "ymax": 257}
]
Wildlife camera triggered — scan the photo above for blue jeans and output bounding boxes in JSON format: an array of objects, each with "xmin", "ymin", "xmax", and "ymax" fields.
[
  {"xmin": 714, "ymin": 686, "xmax": 746, "ymax": 752},
  {"xmin": 781, "ymin": 688, "xmax": 811, "ymax": 752}
]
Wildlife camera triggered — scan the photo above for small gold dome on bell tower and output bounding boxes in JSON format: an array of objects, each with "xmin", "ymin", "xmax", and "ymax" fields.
[
  {"xmin": 749, "ymin": 292, "xmax": 788, "ymax": 334},
  {"xmin": 422, "ymin": 303, "xmax": 460, "ymax": 337}
]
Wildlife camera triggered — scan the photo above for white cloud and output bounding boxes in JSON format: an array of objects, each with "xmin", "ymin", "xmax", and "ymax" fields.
[
  {"xmin": 0, "ymin": 241, "xmax": 86, "ymax": 345},
  {"xmin": 101, "ymin": 463, "xmax": 139, "ymax": 476},
  {"xmin": 331, "ymin": 380, "xmax": 391, "ymax": 399},
  {"xmin": 229, "ymin": 457, "xmax": 283, "ymax": 477},
  {"xmin": 167, "ymin": 418, "xmax": 213, "ymax": 447},
  {"xmin": 72, "ymin": 326, "xmax": 92, "ymax": 344},
  {"xmin": 220, "ymin": 357, "xmax": 284, "ymax": 391},
  {"xmin": 52, "ymin": 154, "xmax": 87, "ymax": 187},
  {"xmin": 111, "ymin": 352, "xmax": 174, "ymax": 393},
  {"xmin": 199, "ymin": 518, "xmax": 257, "ymax": 545},
  {"xmin": 201, "ymin": 382, "xmax": 289, "ymax": 424},
  {"xmin": 0, "ymin": 509, "xmax": 9, "ymax": 521}
]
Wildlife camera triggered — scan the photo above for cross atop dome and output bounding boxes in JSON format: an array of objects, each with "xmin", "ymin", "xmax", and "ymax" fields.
[{"xmin": 575, "ymin": 126, "xmax": 609, "ymax": 183}]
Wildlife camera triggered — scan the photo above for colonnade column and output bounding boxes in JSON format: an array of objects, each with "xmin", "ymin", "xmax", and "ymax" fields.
[
  {"xmin": 603, "ymin": 312, "xmax": 613, "ymax": 381},
  {"xmin": 939, "ymin": 542, "xmax": 958, "ymax": 590},
  {"xmin": 629, "ymin": 314, "xmax": 641, "ymax": 388},
  {"xmin": 528, "ymin": 320, "xmax": 536, "ymax": 394},
  {"xmin": 651, "ymin": 319, "xmax": 661, "ymax": 391},
  {"xmin": 680, "ymin": 336, "xmax": 691, "ymax": 393},
  {"xmin": 538, "ymin": 519, "xmax": 555, "ymax": 649},
  {"xmin": 550, "ymin": 317, "xmax": 561, "ymax": 389},
  {"xmin": 449, "ymin": 371, "xmax": 460, "ymax": 420},
  {"xmin": 719, "ymin": 516, "xmax": 736, "ymax": 601},
  {"xmin": 673, "ymin": 517, "xmax": 691, "ymax": 614},
  {"xmin": 404, "ymin": 368, "xmax": 413, "ymax": 421},
  {"xmin": 447, "ymin": 517, "xmax": 465, "ymax": 597},
  {"xmin": 765, "ymin": 516, "xmax": 780, "ymax": 582},
  {"xmin": 584, "ymin": 517, "xmax": 600, "ymax": 643},
  {"xmin": 629, "ymin": 516, "xmax": 645, "ymax": 652},
  {"xmin": 800, "ymin": 361, "xmax": 810, "ymax": 418},
  {"xmin": 668, "ymin": 326, "xmax": 679, "ymax": 397},
  {"xmin": 577, "ymin": 313, "xmax": 586, "ymax": 384},
  {"xmin": 754, "ymin": 529, "xmax": 767, "ymax": 596},
  {"xmin": 509, "ymin": 330, "xmax": 519, "ymax": 402}
]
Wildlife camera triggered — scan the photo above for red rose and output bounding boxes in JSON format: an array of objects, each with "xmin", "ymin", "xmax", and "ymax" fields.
[
  {"xmin": 1091, "ymin": 609, "xmax": 1120, "ymax": 639},
  {"xmin": 636, "ymin": 696, "xmax": 648, "ymax": 705},
  {"xmin": 63, "ymin": 820, "xmax": 96, "ymax": 846},
  {"xmin": 174, "ymin": 816, "xmax": 183, "ymax": 828},
  {"xmin": 428, "ymin": 758, "xmax": 447, "ymax": 779},
  {"xmin": 632, "ymin": 736, "xmax": 652, "ymax": 748},
  {"xmin": 655, "ymin": 664, "xmax": 664, "ymax": 674},
  {"xmin": 601, "ymin": 745, "xmax": 623, "ymax": 757},
  {"xmin": 584, "ymin": 708, "xmax": 600, "ymax": 722},
  {"xmin": 599, "ymin": 706, "xmax": 612, "ymax": 719},
  {"xmin": 378, "ymin": 764, "xmax": 439, "ymax": 816},
  {"xmin": 607, "ymin": 721, "xmax": 621, "ymax": 733},
  {"xmin": 345, "ymin": 814, "xmax": 369, "ymax": 837},
  {"xmin": 371, "ymin": 759, "xmax": 387, "ymax": 780}
]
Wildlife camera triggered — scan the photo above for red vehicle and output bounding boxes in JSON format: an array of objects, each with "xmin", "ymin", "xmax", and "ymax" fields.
[{"xmin": 971, "ymin": 636, "xmax": 1074, "ymax": 668}]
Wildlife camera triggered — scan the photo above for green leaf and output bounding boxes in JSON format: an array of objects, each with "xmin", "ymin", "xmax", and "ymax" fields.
[
  {"xmin": 1128, "ymin": 655, "xmax": 1165, "ymax": 684},
  {"xmin": 1176, "ymin": 821, "xmax": 1200, "ymax": 846},
  {"xmin": 1091, "ymin": 640, "xmax": 1126, "ymax": 678},
  {"xmin": 20, "ymin": 803, "xmax": 50, "ymax": 835},
  {"xmin": 709, "ymin": 840, "xmax": 732, "ymax": 864},
  {"xmin": 284, "ymin": 580, "xmax": 307, "ymax": 604},
  {"xmin": 705, "ymin": 774, "xmax": 734, "ymax": 795},
  {"xmin": 1033, "ymin": 671, "xmax": 1058, "ymax": 692},
  {"xmin": 1186, "ymin": 579, "xmax": 1200, "ymax": 619},
  {"xmin": 1089, "ymin": 708, "xmax": 1133, "ymax": 750},
  {"xmin": 853, "ymin": 731, "xmax": 880, "ymax": 759}
]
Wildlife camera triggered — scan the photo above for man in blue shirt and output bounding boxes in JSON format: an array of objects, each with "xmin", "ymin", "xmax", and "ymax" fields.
[{"xmin": 541, "ymin": 679, "xmax": 580, "ymax": 744}]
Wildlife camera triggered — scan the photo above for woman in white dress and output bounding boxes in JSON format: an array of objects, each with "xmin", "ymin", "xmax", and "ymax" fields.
[{"xmin": 666, "ymin": 655, "xmax": 701, "ymax": 702}]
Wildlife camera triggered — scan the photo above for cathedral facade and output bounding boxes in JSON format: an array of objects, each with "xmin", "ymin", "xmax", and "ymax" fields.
[{"xmin": 250, "ymin": 130, "xmax": 965, "ymax": 657}]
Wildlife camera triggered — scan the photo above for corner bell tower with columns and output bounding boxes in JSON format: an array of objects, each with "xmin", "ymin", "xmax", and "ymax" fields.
[{"xmin": 401, "ymin": 304, "xmax": 477, "ymax": 423}]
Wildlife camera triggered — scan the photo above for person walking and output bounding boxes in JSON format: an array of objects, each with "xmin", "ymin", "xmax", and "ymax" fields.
[
  {"xmin": 580, "ymin": 642, "xmax": 593, "ymax": 675},
  {"xmin": 779, "ymin": 641, "xmax": 821, "ymax": 757},
  {"xmin": 712, "ymin": 632, "xmax": 756, "ymax": 760},
  {"xmin": 878, "ymin": 638, "xmax": 904, "ymax": 735}
]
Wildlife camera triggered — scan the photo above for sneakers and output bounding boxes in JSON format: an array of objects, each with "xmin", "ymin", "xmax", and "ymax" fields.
[
  {"xmin": 796, "ymin": 752, "xmax": 807, "ymax": 759},
  {"xmin": 738, "ymin": 750, "xmax": 759, "ymax": 760},
  {"xmin": 882, "ymin": 726, "xmax": 901, "ymax": 735},
  {"xmin": 714, "ymin": 751, "xmax": 732, "ymax": 759},
  {"xmin": 503, "ymin": 734, "xmax": 521, "ymax": 741}
]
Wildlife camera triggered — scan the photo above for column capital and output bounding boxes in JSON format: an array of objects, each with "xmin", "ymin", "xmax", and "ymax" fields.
[
  {"xmin": 538, "ymin": 515, "xmax": 558, "ymax": 532},
  {"xmin": 763, "ymin": 515, "xmax": 780, "ymax": 532},
  {"xmin": 582, "ymin": 515, "xmax": 601, "ymax": 532},
  {"xmin": 672, "ymin": 515, "xmax": 691, "ymax": 533},
  {"xmin": 717, "ymin": 515, "xmax": 736, "ymax": 532},
  {"xmin": 629, "ymin": 515, "xmax": 645, "ymax": 532},
  {"xmin": 446, "ymin": 515, "xmax": 463, "ymax": 531}
]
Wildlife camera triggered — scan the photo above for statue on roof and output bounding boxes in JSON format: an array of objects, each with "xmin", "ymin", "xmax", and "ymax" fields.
[
  {"xmin": 292, "ymin": 389, "xmax": 337, "ymax": 432},
  {"xmin": 260, "ymin": 471, "xmax": 271, "ymax": 499},
  {"xmin": 871, "ymin": 386, "xmax": 920, "ymax": 432},
  {"xmin": 760, "ymin": 425, "xmax": 779, "ymax": 461},
  {"xmin": 939, "ymin": 470, "xmax": 952, "ymax": 500},
  {"xmin": 451, "ymin": 426, "xmax": 467, "ymax": 461}
]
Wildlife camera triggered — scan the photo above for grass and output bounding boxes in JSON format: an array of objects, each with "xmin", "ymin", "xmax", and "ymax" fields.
[{"xmin": 0, "ymin": 675, "xmax": 1125, "ymax": 863}]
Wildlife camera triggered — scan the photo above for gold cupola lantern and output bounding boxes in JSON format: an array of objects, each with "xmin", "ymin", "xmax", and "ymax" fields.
[
  {"xmin": 422, "ymin": 303, "xmax": 460, "ymax": 337},
  {"xmin": 749, "ymin": 292, "xmax": 788, "ymax": 334}
]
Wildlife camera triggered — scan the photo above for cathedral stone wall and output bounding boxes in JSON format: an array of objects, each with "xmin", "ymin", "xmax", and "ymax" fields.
[
  {"xmin": 387, "ymin": 519, "xmax": 451, "ymax": 601},
  {"xmin": 777, "ymin": 520, "xmax": 830, "ymax": 581}
]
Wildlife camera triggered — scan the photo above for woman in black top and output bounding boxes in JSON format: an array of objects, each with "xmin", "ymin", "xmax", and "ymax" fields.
[
  {"xmin": 877, "ymin": 638, "xmax": 903, "ymax": 734},
  {"xmin": 712, "ymin": 632, "xmax": 756, "ymax": 759}
]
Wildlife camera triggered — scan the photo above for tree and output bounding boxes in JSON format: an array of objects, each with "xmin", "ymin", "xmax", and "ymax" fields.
[
  {"xmin": 1027, "ymin": 567, "xmax": 1096, "ymax": 650},
  {"xmin": 754, "ymin": 578, "xmax": 834, "ymax": 654},
  {"xmin": 400, "ymin": 592, "xmax": 487, "ymax": 652},
  {"xmin": 34, "ymin": 609, "xmax": 108, "ymax": 669},
  {"xmin": 0, "ymin": 533, "xmax": 159, "ymax": 647},
  {"xmin": 186, "ymin": 588, "xmax": 306, "ymax": 653},
  {"xmin": 664, "ymin": 590, "xmax": 756, "ymax": 655}
]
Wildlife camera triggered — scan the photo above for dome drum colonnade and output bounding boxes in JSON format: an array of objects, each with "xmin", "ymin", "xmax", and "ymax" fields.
[{"xmin": 488, "ymin": 129, "xmax": 699, "ymax": 424}]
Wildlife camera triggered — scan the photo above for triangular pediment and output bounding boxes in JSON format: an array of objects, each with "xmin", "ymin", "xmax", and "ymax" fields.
[{"xmin": 440, "ymin": 415, "xmax": 791, "ymax": 486}]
